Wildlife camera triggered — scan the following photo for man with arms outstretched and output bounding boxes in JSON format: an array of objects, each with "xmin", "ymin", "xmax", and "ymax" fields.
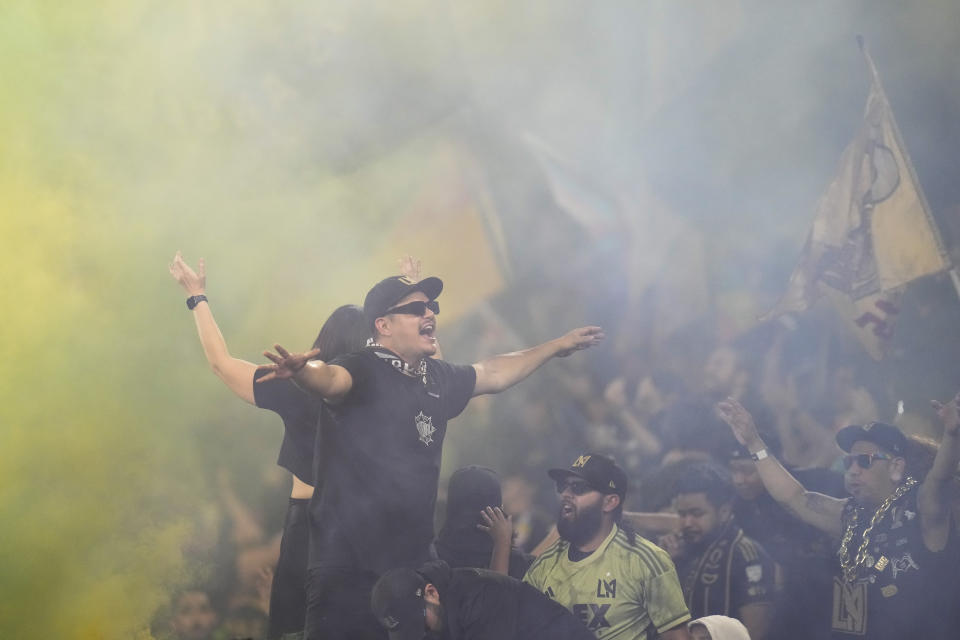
[
  {"xmin": 716, "ymin": 394, "xmax": 960, "ymax": 640},
  {"xmin": 260, "ymin": 274, "xmax": 604, "ymax": 640}
]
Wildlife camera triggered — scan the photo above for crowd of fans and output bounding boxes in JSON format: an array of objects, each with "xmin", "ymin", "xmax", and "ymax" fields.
[{"xmin": 159, "ymin": 252, "xmax": 960, "ymax": 640}]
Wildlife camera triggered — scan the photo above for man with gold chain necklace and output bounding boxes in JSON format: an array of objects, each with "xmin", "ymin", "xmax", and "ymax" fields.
[{"xmin": 715, "ymin": 393, "xmax": 960, "ymax": 640}]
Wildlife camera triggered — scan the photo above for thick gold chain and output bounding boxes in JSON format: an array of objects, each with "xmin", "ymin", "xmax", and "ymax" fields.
[{"xmin": 838, "ymin": 477, "xmax": 917, "ymax": 582}]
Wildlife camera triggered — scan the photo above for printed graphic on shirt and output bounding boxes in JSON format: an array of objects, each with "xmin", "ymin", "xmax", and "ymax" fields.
[
  {"xmin": 415, "ymin": 411, "xmax": 435, "ymax": 445},
  {"xmin": 572, "ymin": 602, "xmax": 613, "ymax": 631},
  {"xmin": 524, "ymin": 527, "xmax": 690, "ymax": 639},
  {"xmin": 832, "ymin": 578, "xmax": 867, "ymax": 635},
  {"xmin": 889, "ymin": 552, "xmax": 919, "ymax": 579}
]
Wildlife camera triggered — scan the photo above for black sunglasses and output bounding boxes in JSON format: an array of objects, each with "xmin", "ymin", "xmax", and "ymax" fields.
[
  {"xmin": 842, "ymin": 452, "xmax": 892, "ymax": 470},
  {"xmin": 555, "ymin": 478, "xmax": 594, "ymax": 496},
  {"xmin": 385, "ymin": 300, "xmax": 439, "ymax": 317}
]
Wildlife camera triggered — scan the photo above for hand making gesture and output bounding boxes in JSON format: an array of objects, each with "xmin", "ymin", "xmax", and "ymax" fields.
[
  {"xmin": 257, "ymin": 345, "xmax": 321, "ymax": 383},
  {"xmin": 715, "ymin": 397, "xmax": 764, "ymax": 451},
  {"xmin": 477, "ymin": 506, "xmax": 514, "ymax": 548},
  {"xmin": 931, "ymin": 390, "xmax": 960, "ymax": 436},
  {"xmin": 399, "ymin": 255, "xmax": 422, "ymax": 282},
  {"xmin": 555, "ymin": 326, "xmax": 605, "ymax": 357},
  {"xmin": 169, "ymin": 250, "xmax": 206, "ymax": 296}
]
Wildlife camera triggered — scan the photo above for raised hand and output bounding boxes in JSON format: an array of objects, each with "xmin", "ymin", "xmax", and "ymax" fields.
[
  {"xmin": 477, "ymin": 506, "xmax": 514, "ymax": 547},
  {"xmin": 168, "ymin": 250, "xmax": 205, "ymax": 296},
  {"xmin": 399, "ymin": 255, "xmax": 422, "ymax": 282},
  {"xmin": 931, "ymin": 391, "xmax": 960, "ymax": 436},
  {"xmin": 715, "ymin": 397, "xmax": 763, "ymax": 450},
  {"xmin": 556, "ymin": 326, "xmax": 605, "ymax": 357},
  {"xmin": 256, "ymin": 345, "xmax": 321, "ymax": 383}
]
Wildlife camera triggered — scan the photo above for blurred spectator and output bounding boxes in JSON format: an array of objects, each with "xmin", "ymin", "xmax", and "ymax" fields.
[
  {"xmin": 435, "ymin": 466, "xmax": 531, "ymax": 578},
  {"xmin": 665, "ymin": 463, "xmax": 774, "ymax": 640},
  {"xmin": 724, "ymin": 436, "xmax": 842, "ymax": 640},
  {"xmin": 702, "ymin": 346, "xmax": 750, "ymax": 401},
  {"xmin": 215, "ymin": 604, "xmax": 269, "ymax": 640},
  {"xmin": 501, "ymin": 473, "xmax": 553, "ymax": 554},
  {"xmin": 657, "ymin": 400, "xmax": 737, "ymax": 467},
  {"xmin": 166, "ymin": 587, "xmax": 220, "ymax": 640}
]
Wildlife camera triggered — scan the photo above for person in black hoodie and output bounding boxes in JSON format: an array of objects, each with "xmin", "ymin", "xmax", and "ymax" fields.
[
  {"xmin": 435, "ymin": 466, "xmax": 530, "ymax": 579},
  {"xmin": 371, "ymin": 560, "xmax": 594, "ymax": 640}
]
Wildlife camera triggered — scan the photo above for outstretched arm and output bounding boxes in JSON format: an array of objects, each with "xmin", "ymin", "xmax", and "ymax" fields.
[
  {"xmin": 716, "ymin": 399, "xmax": 844, "ymax": 537},
  {"xmin": 169, "ymin": 251, "xmax": 257, "ymax": 404},
  {"xmin": 258, "ymin": 344, "xmax": 353, "ymax": 403},
  {"xmin": 471, "ymin": 326, "xmax": 604, "ymax": 396},
  {"xmin": 919, "ymin": 391, "xmax": 960, "ymax": 551}
]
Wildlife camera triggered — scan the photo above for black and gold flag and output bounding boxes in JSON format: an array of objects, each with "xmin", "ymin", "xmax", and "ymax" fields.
[{"xmin": 765, "ymin": 43, "xmax": 950, "ymax": 358}]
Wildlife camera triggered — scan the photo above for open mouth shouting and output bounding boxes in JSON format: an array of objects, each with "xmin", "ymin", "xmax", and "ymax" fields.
[{"xmin": 420, "ymin": 319, "xmax": 437, "ymax": 343}]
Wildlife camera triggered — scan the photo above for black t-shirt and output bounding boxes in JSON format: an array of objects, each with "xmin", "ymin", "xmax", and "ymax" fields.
[
  {"xmin": 253, "ymin": 368, "xmax": 322, "ymax": 483},
  {"xmin": 830, "ymin": 487, "xmax": 957, "ymax": 640},
  {"xmin": 309, "ymin": 347, "xmax": 476, "ymax": 574}
]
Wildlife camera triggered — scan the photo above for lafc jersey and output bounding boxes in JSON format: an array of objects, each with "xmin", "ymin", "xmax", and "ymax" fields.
[{"xmin": 524, "ymin": 525, "xmax": 690, "ymax": 639}]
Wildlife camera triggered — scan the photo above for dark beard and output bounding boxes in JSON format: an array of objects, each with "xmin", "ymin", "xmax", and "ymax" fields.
[{"xmin": 557, "ymin": 500, "xmax": 603, "ymax": 547}]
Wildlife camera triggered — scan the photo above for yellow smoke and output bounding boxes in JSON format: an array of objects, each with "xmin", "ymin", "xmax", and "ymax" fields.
[{"xmin": 0, "ymin": 2, "xmax": 503, "ymax": 637}]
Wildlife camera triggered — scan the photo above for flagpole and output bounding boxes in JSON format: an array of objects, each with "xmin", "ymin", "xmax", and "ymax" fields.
[{"xmin": 856, "ymin": 35, "xmax": 960, "ymax": 301}]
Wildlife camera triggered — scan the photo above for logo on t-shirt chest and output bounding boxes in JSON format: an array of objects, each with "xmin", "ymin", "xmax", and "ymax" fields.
[{"xmin": 415, "ymin": 411, "xmax": 436, "ymax": 446}]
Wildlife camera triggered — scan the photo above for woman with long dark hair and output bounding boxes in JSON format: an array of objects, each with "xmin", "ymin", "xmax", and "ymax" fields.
[{"xmin": 170, "ymin": 251, "xmax": 368, "ymax": 640}]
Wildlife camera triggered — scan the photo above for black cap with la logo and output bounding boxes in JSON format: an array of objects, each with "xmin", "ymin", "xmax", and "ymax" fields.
[
  {"xmin": 548, "ymin": 453, "xmax": 627, "ymax": 499},
  {"xmin": 363, "ymin": 275, "xmax": 443, "ymax": 328}
]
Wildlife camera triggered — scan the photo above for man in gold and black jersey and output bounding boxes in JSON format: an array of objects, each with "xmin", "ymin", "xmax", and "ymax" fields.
[{"xmin": 524, "ymin": 453, "xmax": 691, "ymax": 640}]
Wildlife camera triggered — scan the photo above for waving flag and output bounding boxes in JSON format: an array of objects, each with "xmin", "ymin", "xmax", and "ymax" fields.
[{"xmin": 765, "ymin": 40, "xmax": 950, "ymax": 358}]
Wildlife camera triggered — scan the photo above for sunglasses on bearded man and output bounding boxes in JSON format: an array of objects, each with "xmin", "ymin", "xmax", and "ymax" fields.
[{"xmin": 555, "ymin": 478, "xmax": 596, "ymax": 496}]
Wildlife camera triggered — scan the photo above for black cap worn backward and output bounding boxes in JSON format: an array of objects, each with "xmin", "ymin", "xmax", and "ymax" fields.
[
  {"xmin": 371, "ymin": 568, "xmax": 428, "ymax": 640},
  {"xmin": 836, "ymin": 422, "xmax": 907, "ymax": 456},
  {"xmin": 548, "ymin": 453, "xmax": 627, "ymax": 498},
  {"xmin": 363, "ymin": 275, "xmax": 443, "ymax": 328}
]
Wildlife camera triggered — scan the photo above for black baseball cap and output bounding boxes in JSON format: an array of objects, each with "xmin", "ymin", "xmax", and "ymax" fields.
[
  {"xmin": 548, "ymin": 453, "xmax": 627, "ymax": 498},
  {"xmin": 370, "ymin": 568, "xmax": 428, "ymax": 640},
  {"xmin": 363, "ymin": 275, "xmax": 443, "ymax": 328},
  {"xmin": 836, "ymin": 422, "xmax": 907, "ymax": 456}
]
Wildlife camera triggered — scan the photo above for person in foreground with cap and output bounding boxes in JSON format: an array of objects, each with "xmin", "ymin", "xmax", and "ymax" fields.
[
  {"xmin": 716, "ymin": 394, "xmax": 960, "ymax": 640},
  {"xmin": 523, "ymin": 454, "xmax": 692, "ymax": 639},
  {"xmin": 371, "ymin": 560, "xmax": 595, "ymax": 640},
  {"xmin": 258, "ymin": 273, "xmax": 604, "ymax": 640}
]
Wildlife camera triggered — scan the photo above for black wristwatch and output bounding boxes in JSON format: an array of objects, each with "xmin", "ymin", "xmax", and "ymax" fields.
[{"xmin": 186, "ymin": 295, "xmax": 208, "ymax": 310}]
